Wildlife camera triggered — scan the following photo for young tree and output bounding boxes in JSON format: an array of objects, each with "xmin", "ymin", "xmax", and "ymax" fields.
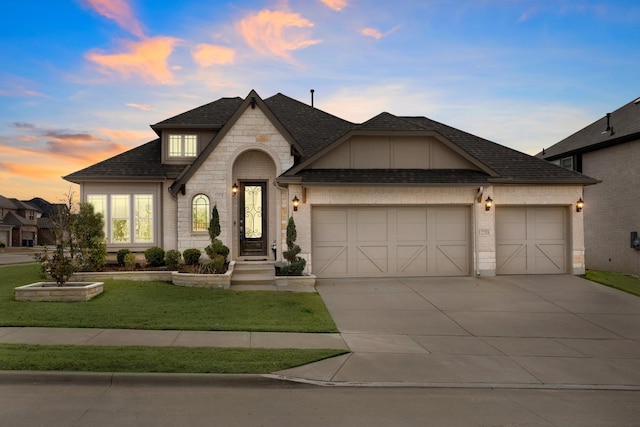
[
  {"xmin": 281, "ymin": 216, "xmax": 306, "ymax": 276},
  {"xmin": 72, "ymin": 202, "xmax": 107, "ymax": 271},
  {"xmin": 204, "ymin": 204, "xmax": 229, "ymax": 273}
]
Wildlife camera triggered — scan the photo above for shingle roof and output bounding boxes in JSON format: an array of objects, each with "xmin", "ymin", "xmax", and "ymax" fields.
[
  {"xmin": 152, "ymin": 97, "xmax": 244, "ymax": 129},
  {"xmin": 540, "ymin": 96, "xmax": 640, "ymax": 160},
  {"xmin": 294, "ymin": 169, "xmax": 491, "ymax": 185},
  {"xmin": 64, "ymin": 139, "xmax": 185, "ymax": 183},
  {"xmin": 0, "ymin": 195, "xmax": 17, "ymax": 210}
]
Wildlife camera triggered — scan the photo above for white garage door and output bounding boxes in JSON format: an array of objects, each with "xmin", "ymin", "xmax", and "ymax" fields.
[
  {"xmin": 496, "ymin": 207, "xmax": 568, "ymax": 274},
  {"xmin": 312, "ymin": 206, "xmax": 470, "ymax": 278}
]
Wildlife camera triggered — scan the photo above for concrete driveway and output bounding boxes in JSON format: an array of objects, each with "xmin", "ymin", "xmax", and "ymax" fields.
[{"xmin": 276, "ymin": 275, "xmax": 640, "ymax": 388}]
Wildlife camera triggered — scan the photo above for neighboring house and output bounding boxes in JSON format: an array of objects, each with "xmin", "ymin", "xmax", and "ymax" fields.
[
  {"xmin": 0, "ymin": 195, "xmax": 40, "ymax": 247},
  {"xmin": 64, "ymin": 90, "xmax": 597, "ymax": 277},
  {"xmin": 26, "ymin": 197, "xmax": 65, "ymax": 246},
  {"xmin": 540, "ymin": 96, "xmax": 640, "ymax": 275}
]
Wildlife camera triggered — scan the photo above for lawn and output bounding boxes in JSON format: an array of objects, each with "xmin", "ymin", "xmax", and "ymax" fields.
[
  {"xmin": 0, "ymin": 344, "xmax": 346, "ymax": 373},
  {"xmin": 584, "ymin": 270, "xmax": 640, "ymax": 297},
  {"xmin": 0, "ymin": 264, "xmax": 338, "ymax": 333}
]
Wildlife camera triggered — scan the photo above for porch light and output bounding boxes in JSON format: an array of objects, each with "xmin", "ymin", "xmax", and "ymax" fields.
[
  {"xmin": 484, "ymin": 196, "xmax": 493, "ymax": 211},
  {"xmin": 232, "ymin": 183, "xmax": 239, "ymax": 196},
  {"xmin": 292, "ymin": 195, "xmax": 300, "ymax": 211},
  {"xmin": 576, "ymin": 198, "xmax": 584, "ymax": 212}
]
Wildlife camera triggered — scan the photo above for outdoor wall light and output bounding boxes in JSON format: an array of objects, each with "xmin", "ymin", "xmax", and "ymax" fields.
[
  {"xmin": 232, "ymin": 183, "xmax": 239, "ymax": 196},
  {"xmin": 576, "ymin": 198, "xmax": 584, "ymax": 212},
  {"xmin": 292, "ymin": 195, "xmax": 300, "ymax": 211},
  {"xmin": 485, "ymin": 196, "xmax": 493, "ymax": 211}
]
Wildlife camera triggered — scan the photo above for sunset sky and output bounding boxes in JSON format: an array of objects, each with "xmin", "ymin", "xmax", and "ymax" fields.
[{"xmin": 1, "ymin": 0, "xmax": 639, "ymax": 202}]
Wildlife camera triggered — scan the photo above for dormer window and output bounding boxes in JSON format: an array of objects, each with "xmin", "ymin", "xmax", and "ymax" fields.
[{"xmin": 169, "ymin": 134, "xmax": 197, "ymax": 157}]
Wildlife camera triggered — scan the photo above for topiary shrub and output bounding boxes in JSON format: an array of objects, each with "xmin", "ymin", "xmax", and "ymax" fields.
[
  {"xmin": 200, "ymin": 255, "xmax": 225, "ymax": 274},
  {"xmin": 280, "ymin": 216, "xmax": 306, "ymax": 276},
  {"xmin": 166, "ymin": 249, "xmax": 181, "ymax": 270},
  {"xmin": 144, "ymin": 246, "xmax": 165, "ymax": 267},
  {"xmin": 117, "ymin": 249, "xmax": 131, "ymax": 266},
  {"xmin": 183, "ymin": 248, "xmax": 201, "ymax": 266},
  {"xmin": 205, "ymin": 204, "xmax": 230, "ymax": 261}
]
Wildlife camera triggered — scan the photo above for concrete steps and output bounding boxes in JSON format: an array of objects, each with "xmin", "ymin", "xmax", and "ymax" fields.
[{"xmin": 231, "ymin": 260, "xmax": 275, "ymax": 286}]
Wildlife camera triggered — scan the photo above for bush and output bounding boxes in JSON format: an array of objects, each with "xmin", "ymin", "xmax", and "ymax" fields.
[
  {"xmin": 280, "ymin": 216, "xmax": 306, "ymax": 276},
  {"xmin": 116, "ymin": 249, "xmax": 131, "ymax": 266},
  {"xmin": 205, "ymin": 240, "xmax": 229, "ymax": 259},
  {"xmin": 166, "ymin": 249, "xmax": 181, "ymax": 270},
  {"xmin": 123, "ymin": 253, "xmax": 137, "ymax": 271},
  {"xmin": 144, "ymin": 246, "xmax": 165, "ymax": 267},
  {"xmin": 200, "ymin": 255, "xmax": 225, "ymax": 274},
  {"xmin": 72, "ymin": 202, "xmax": 107, "ymax": 271},
  {"xmin": 183, "ymin": 248, "xmax": 202, "ymax": 266}
]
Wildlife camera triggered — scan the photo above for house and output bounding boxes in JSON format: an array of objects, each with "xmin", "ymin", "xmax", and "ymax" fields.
[
  {"xmin": 26, "ymin": 197, "xmax": 66, "ymax": 246},
  {"xmin": 0, "ymin": 195, "xmax": 40, "ymax": 247},
  {"xmin": 539, "ymin": 96, "xmax": 640, "ymax": 275},
  {"xmin": 64, "ymin": 90, "xmax": 597, "ymax": 278}
]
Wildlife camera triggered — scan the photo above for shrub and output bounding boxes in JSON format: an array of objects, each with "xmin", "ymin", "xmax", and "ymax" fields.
[
  {"xmin": 166, "ymin": 249, "xmax": 181, "ymax": 270},
  {"xmin": 205, "ymin": 240, "xmax": 229, "ymax": 259},
  {"xmin": 116, "ymin": 249, "xmax": 131, "ymax": 266},
  {"xmin": 0, "ymin": 242, "xmax": 5, "ymax": 248},
  {"xmin": 123, "ymin": 253, "xmax": 137, "ymax": 271},
  {"xmin": 144, "ymin": 246, "xmax": 165, "ymax": 267},
  {"xmin": 72, "ymin": 202, "xmax": 107, "ymax": 272},
  {"xmin": 205, "ymin": 204, "xmax": 229, "ymax": 261},
  {"xmin": 280, "ymin": 216, "xmax": 306, "ymax": 276},
  {"xmin": 183, "ymin": 248, "xmax": 202, "ymax": 266},
  {"xmin": 200, "ymin": 255, "xmax": 225, "ymax": 274}
]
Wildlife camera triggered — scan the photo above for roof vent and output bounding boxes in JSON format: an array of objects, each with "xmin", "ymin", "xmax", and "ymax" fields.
[
  {"xmin": 601, "ymin": 112, "xmax": 614, "ymax": 136},
  {"xmin": 634, "ymin": 97, "xmax": 640, "ymax": 105},
  {"xmin": 310, "ymin": 89, "xmax": 315, "ymax": 108}
]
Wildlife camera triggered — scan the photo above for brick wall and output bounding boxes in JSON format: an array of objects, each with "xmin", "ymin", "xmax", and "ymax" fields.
[{"xmin": 582, "ymin": 141, "xmax": 640, "ymax": 275}]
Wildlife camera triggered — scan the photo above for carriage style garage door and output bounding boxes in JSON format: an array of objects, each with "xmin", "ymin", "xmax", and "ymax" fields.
[
  {"xmin": 312, "ymin": 206, "xmax": 470, "ymax": 278},
  {"xmin": 496, "ymin": 206, "xmax": 568, "ymax": 274}
]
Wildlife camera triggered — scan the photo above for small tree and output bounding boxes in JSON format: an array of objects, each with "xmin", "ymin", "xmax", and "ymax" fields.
[
  {"xmin": 280, "ymin": 216, "xmax": 306, "ymax": 276},
  {"xmin": 37, "ymin": 189, "xmax": 76, "ymax": 285},
  {"xmin": 72, "ymin": 202, "xmax": 107, "ymax": 271},
  {"xmin": 204, "ymin": 205, "xmax": 229, "ymax": 271}
]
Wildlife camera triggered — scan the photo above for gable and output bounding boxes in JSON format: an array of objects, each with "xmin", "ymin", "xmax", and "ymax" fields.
[{"xmin": 308, "ymin": 135, "xmax": 481, "ymax": 170}]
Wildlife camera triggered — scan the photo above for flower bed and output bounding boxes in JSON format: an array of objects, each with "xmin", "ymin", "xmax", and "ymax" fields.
[{"xmin": 14, "ymin": 282, "xmax": 104, "ymax": 302}]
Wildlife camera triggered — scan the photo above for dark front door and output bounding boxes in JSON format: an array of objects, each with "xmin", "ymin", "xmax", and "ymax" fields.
[{"xmin": 239, "ymin": 181, "xmax": 268, "ymax": 256}]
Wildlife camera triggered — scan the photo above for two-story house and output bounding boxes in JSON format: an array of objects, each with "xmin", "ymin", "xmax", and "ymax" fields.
[
  {"xmin": 64, "ymin": 90, "xmax": 597, "ymax": 278},
  {"xmin": 540, "ymin": 96, "xmax": 640, "ymax": 275}
]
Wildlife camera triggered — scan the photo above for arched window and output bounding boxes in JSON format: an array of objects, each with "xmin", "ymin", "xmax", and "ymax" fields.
[{"xmin": 192, "ymin": 194, "xmax": 210, "ymax": 232}]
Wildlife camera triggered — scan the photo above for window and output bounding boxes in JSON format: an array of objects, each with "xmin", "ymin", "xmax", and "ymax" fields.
[
  {"xmin": 111, "ymin": 195, "xmax": 130, "ymax": 243},
  {"xmin": 87, "ymin": 195, "xmax": 107, "ymax": 236},
  {"xmin": 134, "ymin": 195, "xmax": 153, "ymax": 242},
  {"xmin": 560, "ymin": 156, "xmax": 574, "ymax": 170},
  {"xmin": 169, "ymin": 134, "xmax": 197, "ymax": 157},
  {"xmin": 85, "ymin": 193, "xmax": 155, "ymax": 245},
  {"xmin": 192, "ymin": 194, "xmax": 210, "ymax": 232}
]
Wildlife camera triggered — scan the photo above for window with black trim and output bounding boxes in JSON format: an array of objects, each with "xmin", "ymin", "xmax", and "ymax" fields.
[
  {"xmin": 169, "ymin": 134, "xmax": 197, "ymax": 157},
  {"xmin": 192, "ymin": 194, "xmax": 210, "ymax": 232}
]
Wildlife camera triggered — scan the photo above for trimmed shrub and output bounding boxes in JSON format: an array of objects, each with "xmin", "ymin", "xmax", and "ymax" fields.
[
  {"xmin": 123, "ymin": 253, "xmax": 136, "ymax": 271},
  {"xmin": 200, "ymin": 255, "xmax": 225, "ymax": 274},
  {"xmin": 183, "ymin": 248, "xmax": 202, "ymax": 266},
  {"xmin": 205, "ymin": 239, "xmax": 230, "ymax": 259},
  {"xmin": 280, "ymin": 216, "xmax": 306, "ymax": 276},
  {"xmin": 144, "ymin": 246, "xmax": 165, "ymax": 267},
  {"xmin": 166, "ymin": 249, "xmax": 181, "ymax": 270},
  {"xmin": 117, "ymin": 249, "xmax": 131, "ymax": 266}
]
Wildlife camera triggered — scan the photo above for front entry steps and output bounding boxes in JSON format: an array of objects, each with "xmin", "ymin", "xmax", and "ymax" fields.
[{"xmin": 231, "ymin": 260, "xmax": 275, "ymax": 286}]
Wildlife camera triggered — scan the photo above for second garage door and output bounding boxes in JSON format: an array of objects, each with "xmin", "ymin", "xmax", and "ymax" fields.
[
  {"xmin": 312, "ymin": 206, "xmax": 470, "ymax": 278},
  {"xmin": 496, "ymin": 206, "xmax": 568, "ymax": 274}
]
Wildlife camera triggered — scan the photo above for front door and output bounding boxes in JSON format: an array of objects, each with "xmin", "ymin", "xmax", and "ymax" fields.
[{"xmin": 239, "ymin": 181, "xmax": 268, "ymax": 256}]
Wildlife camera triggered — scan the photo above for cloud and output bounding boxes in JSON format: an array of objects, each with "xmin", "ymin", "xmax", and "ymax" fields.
[
  {"xmin": 237, "ymin": 9, "xmax": 321, "ymax": 60},
  {"xmin": 126, "ymin": 103, "xmax": 152, "ymax": 111},
  {"xmin": 82, "ymin": 0, "xmax": 145, "ymax": 38},
  {"xmin": 191, "ymin": 44, "xmax": 236, "ymax": 67},
  {"xmin": 85, "ymin": 36, "xmax": 180, "ymax": 84},
  {"xmin": 360, "ymin": 25, "xmax": 400, "ymax": 40},
  {"xmin": 0, "ymin": 161, "xmax": 69, "ymax": 181},
  {"xmin": 319, "ymin": 0, "xmax": 347, "ymax": 11},
  {"xmin": 0, "ymin": 75, "xmax": 46, "ymax": 98},
  {"xmin": 12, "ymin": 122, "xmax": 37, "ymax": 129},
  {"xmin": 98, "ymin": 128, "xmax": 155, "ymax": 141}
]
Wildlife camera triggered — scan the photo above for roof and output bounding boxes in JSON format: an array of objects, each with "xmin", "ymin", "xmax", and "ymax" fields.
[
  {"xmin": 2, "ymin": 211, "xmax": 36, "ymax": 226},
  {"xmin": 540, "ymin": 96, "xmax": 640, "ymax": 160},
  {"xmin": 9, "ymin": 199, "xmax": 40, "ymax": 212},
  {"xmin": 64, "ymin": 139, "xmax": 185, "ymax": 183},
  {"xmin": 0, "ymin": 195, "xmax": 17, "ymax": 210},
  {"xmin": 64, "ymin": 90, "xmax": 598, "ymax": 189}
]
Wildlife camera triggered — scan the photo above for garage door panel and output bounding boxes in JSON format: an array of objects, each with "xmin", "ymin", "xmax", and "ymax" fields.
[
  {"xmin": 313, "ymin": 206, "xmax": 469, "ymax": 278},
  {"xmin": 313, "ymin": 209, "xmax": 348, "ymax": 242},
  {"xmin": 313, "ymin": 245, "xmax": 348, "ymax": 276},
  {"xmin": 496, "ymin": 207, "xmax": 567, "ymax": 275}
]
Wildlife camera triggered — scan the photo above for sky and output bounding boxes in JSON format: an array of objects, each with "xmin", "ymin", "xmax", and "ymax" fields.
[{"xmin": 1, "ymin": 0, "xmax": 639, "ymax": 202}]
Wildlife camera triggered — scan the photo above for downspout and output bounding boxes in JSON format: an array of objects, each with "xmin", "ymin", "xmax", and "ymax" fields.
[{"xmin": 474, "ymin": 187, "xmax": 483, "ymax": 276}]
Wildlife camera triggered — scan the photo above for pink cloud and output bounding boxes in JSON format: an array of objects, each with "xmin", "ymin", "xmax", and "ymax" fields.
[
  {"xmin": 83, "ymin": 0, "xmax": 145, "ymax": 38},
  {"xmin": 86, "ymin": 36, "xmax": 180, "ymax": 84},
  {"xmin": 192, "ymin": 44, "xmax": 236, "ymax": 67},
  {"xmin": 125, "ymin": 103, "xmax": 152, "ymax": 111},
  {"xmin": 319, "ymin": 0, "xmax": 347, "ymax": 11},
  {"xmin": 237, "ymin": 9, "xmax": 321, "ymax": 60},
  {"xmin": 360, "ymin": 25, "xmax": 400, "ymax": 40}
]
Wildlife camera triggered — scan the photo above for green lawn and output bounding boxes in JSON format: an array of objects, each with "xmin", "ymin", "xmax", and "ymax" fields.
[
  {"xmin": 0, "ymin": 344, "xmax": 346, "ymax": 373},
  {"xmin": 0, "ymin": 264, "xmax": 337, "ymax": 332},
  {"xmin": 584, "ymin": 270, "xmax": 640, "ymax": 297}
]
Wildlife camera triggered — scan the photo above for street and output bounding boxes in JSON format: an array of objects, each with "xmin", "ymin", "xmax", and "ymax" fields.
[{"xmin": 1, "ymin": 378, "xmax": 639, "ymax": 426}]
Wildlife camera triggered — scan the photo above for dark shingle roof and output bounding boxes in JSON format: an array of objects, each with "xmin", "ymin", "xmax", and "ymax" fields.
[
  {"xmin": 540, "ymin": 96, "xmax": 640, "ymax": 160},
  {"xmin": 0, "ymin": 195, "xmax": 17, "ymax": 209},
  {"xmin": 263, "ymin": 93, "xmax": 354, "ymax": 158},
  {"xmin": 64, "ymin": 139, "xmax": 185, "ymax": 183},
  {"xmin": 295, "ymin": 169, "xmax": 491, "ymax": 185},
  {"xmin": 152, "ymin": 97, "xmax": 244, "ymax": 129}
]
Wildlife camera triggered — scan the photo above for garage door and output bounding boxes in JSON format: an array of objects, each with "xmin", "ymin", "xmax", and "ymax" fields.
[
  {"xmin": 496, "ymin": 207, "xmax": 568, "ymax": 274},
  {"xmin": 312, "ymin": 206, "xmax": 470, "ymax": 278}
]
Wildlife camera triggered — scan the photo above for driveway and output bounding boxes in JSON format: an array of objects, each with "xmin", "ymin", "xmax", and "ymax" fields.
[{"xmin": 276, "ymin": 275, "xmax": 640, "ymax": 388}]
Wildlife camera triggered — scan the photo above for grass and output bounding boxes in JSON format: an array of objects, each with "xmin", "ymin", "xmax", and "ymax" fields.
[
  {"xmin": 0, "ymin": 344, "xmax": 347, "ymax": 373},
  {"xmin": 584, "ymin": 270, "xmax": 640, "ymax": 297},
  {"xmin": 0, "ymin": 264, "xmax": 338, "ymax": 333}
]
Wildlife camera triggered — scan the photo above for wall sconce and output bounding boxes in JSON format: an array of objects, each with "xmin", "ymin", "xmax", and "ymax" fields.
[
  {"xmin": 576, "ymin": 198, "xmax": 584, "ymax": 212},
  {"xmin": 292, "ymin": 195, "xmax": 300, "ymax": 211},
  {"xmin": 232, "ymin": 183, "xmax": 238, "ymax": 196},
  {"xmin": 485, "ymin": 196, "xmax": 493, "ymax": 211}
]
